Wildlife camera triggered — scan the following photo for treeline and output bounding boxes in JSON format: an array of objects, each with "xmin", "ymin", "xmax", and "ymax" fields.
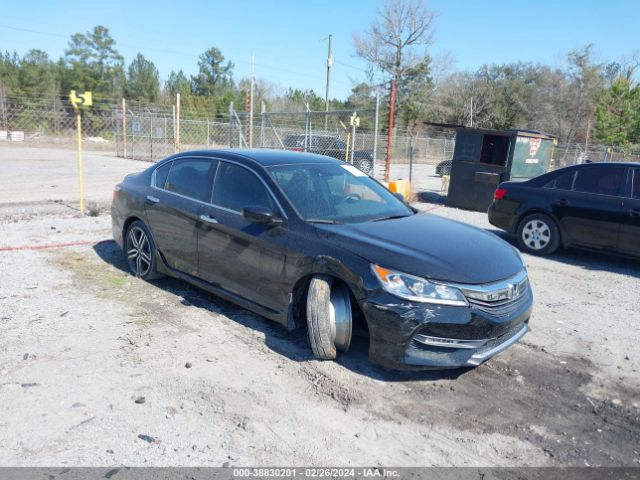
[
  {"xmin": 1, "ymin": 25, "xmax": 639, "ymax": 145},
  {"xmin": 0, "ymin": 25, "xmax": 359, "ymax": 121},
  {"xmin": 423, "ymin": 46, "xmax": 640, "ymax": 146}
]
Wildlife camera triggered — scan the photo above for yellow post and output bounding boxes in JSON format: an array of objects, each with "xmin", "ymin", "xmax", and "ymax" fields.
[
  {"xmin": 345, "ymin": 132, "xmax": 350, "ymax": 161},
  {"xmin": 76, "ymin": 110, "xmax": 85, "ymax": 215}
]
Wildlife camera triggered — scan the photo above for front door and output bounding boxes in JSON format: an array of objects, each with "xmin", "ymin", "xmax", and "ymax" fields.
[
  {"xmin": 618, "ymin": 167, "xmax": 640, "ymax": 256},
  {"xmin": 145, "ymin": 157, "xmax": 216, "ymax": 275},
  {"xmin": 197, "ymin": 160, "xmax": 290, "ymax": 313}
]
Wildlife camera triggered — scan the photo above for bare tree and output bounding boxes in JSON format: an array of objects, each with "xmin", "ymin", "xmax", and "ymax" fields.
[{"xmin": 353, "ymin": 0, "xmax": 437, "ymax": 115}]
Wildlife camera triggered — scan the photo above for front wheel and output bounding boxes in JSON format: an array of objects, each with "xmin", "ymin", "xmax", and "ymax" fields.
[
  {"xmin": 355, "ymin": 158, "xmax": 373, "ymax": 175},
  {"xmin": 124, "ymin": 220, "xmax": 163, "ymax": 280},
  {"xmin": 306, "ymin": 276, "xmax": 352, "ymax": 360},
  {"xmin": 516, "ymin": 213, "xmax": 561, "ymax": 255}
]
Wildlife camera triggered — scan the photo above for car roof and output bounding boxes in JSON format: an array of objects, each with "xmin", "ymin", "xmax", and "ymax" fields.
[{"xmin": 171, "ymin": 148, "xmax": 344, "ymax": 167}]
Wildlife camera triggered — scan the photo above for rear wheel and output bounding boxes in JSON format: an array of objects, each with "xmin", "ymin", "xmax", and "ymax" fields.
[
  {"xmin": 306, "ymin": 276, "xmax": 352, "ymax": 360},
  {"xmin": 516, "ymin": 213, "xmax": 560, "ymax": 255},
  {"xmin": 124, "ymin": 220, "xmax": 163, "ymax": 280}
]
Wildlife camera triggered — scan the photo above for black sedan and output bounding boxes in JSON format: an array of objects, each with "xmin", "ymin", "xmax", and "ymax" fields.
[
  {"xmin": 488, "ymin": 162, "xmax": 640, "ymax": 257},
  {"xmin": 112, "ymin": 149, "xmax": 531, "ymax": 370}
]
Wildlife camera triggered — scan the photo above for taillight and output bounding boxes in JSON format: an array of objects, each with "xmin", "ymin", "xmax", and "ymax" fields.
[
  {"xmin": 113, "ymin": 185, "xmax": 121, "ymax": 199},
  {"xmin": 494, "ymin": 188, "xmax": 507, "ymax": 200}
]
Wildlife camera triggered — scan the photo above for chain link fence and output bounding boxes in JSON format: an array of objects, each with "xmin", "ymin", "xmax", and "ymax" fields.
[{"xmin": 2, "ymin": 95, "xmax": 639, "ymax": 172}]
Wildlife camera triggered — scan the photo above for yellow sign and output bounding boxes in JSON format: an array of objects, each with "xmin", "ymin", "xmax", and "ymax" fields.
[{"xmin": 69, "ymin": 90, "xmax": 93, "ymax": 108}]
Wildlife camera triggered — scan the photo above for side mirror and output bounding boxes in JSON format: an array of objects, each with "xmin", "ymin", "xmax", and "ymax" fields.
[
  {"xmin": 393, "ymin": 192, "xmax": 405, "ymax": 202},
  {"xmin": 242, "ymin": 206, "xmax": 283, "ymax": 226}
]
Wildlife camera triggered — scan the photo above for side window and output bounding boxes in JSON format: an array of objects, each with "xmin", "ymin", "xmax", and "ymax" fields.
[
  {"xmin": 633, "ymin": 169, "xmax": 640, "ymax": 199},
  {"xmin": 573, "ymin": 166, "xmax": 626, "ymax": 196},
  {"xmin": 545, "ymin": 171, "xmax": 574, "ymax": 190},
  {"xmin": 212, "ymin": 162, "xmax": 276, "ymax": 213},
  {"xmin": 154, "ymin": 161, "xmax": 172, "ymax": 189},
  {"xmin": 165, "ymin": 158, "xmax": 214, "ymax": 202}
]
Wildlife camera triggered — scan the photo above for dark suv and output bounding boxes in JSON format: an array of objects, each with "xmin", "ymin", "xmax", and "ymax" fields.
[{"xmin": 283, "ymin": 134, "xmax": 374, "ymax": 174}]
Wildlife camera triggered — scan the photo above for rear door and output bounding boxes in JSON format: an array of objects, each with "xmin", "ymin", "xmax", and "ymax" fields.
[
  {"xmin": 145, "ymin": 157, "xmax": 216, "ymax": 275},
  {"xmin": 617, "ymin": 167, "xmax": 640, "ymax": 256},
  {"xmin": 552, "ymin": 165, "xmax": 626, "ymax": 250},
  {"xmin": 197, "ymin": 160, "xmax": 290, "ymax": 312}
]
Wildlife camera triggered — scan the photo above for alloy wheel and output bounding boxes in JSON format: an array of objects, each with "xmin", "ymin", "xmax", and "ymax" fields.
[
  {"xmin": 127, "ymin": 226, "xmax": 152, "ymax": 277},
  {"xmin": 521, "ymin": 219, "xmax": 551, "ymax": 251}
]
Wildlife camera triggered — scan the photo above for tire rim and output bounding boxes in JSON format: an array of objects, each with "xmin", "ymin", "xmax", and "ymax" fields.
[
  {"xmin": 329, "ymin": 283, "xmax": 352, "ymax": 352},
  {"xmin": 359, "ymin": 160, "xmax": 373, "ymax": 174},
  {"xmin": 127, "ymin": 226, "xmax": 152, "ymax": 277},
  {"xmin": 522, "ymin": 219, "xmax": 551, "ymax": 251}
]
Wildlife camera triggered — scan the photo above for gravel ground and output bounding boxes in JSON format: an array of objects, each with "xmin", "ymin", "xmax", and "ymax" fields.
[{"xmin": 0, "ymin": 147, "xmax": 639, "ymax": 467}]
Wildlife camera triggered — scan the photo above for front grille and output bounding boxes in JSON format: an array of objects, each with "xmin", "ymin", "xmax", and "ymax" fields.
[{"xmin": 461, "ymin": 273, "xmax": 531, "ymax": 319}]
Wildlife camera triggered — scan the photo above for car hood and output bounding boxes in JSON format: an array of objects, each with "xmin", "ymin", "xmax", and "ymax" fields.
[{"xmin": 314, "ymin": 213, "xmax": 524, "ymax": 284}]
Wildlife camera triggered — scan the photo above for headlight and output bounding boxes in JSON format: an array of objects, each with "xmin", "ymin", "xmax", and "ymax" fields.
[{"xmin": 371, "ymin": 264, "xmax": 468, "ymax": 306}]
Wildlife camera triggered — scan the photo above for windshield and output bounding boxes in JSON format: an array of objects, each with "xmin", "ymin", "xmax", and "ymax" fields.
[{"xmin": 269, "ymin": 163, "xmax": 413, "ymax": 223}]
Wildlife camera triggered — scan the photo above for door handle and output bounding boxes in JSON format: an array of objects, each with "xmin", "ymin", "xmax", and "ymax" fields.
[
  {"xmin": 199, "ymin": 214, "xmax": 218, "ymax": 224},
  {"xmin": 630, "ymin": 209, "xmax": 640, "ymax": 218},
  {"xmin": 554, "ymin": 198, "xmax": 569, "ymax": 206},
  {"xmin": 145, "ymin": 195, "xmax": 160, "ymax": 205}
]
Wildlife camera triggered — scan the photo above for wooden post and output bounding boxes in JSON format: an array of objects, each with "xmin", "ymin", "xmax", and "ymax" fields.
[{"xmin": 384, "ymin": 80, "xmax": 396, "ymax": 183}]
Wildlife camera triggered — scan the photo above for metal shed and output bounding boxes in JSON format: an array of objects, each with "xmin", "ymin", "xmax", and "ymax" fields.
[{"xmin": 446, "ymin": 128, "xmax": 557, "ymax": 212}]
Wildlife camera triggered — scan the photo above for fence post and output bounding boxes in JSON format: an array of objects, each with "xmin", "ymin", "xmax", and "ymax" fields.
[
  {"xmin": 373, "ymin": 93, "xmax": 379, "ymax": 168},
  {"xmin": 150, "ymin": 115, "xmax": 153, "ymax": 161},
  {"xmin": 176, "ymin": 93, "xmax": 181, "ymax": 152},
  {"xmin": 122, "ymin": 98, "xmax": 127, "ymax": 158},
  {"xmin": 207, "ymin": 120, "xmax": 210, "ymax": 149},
  {"xmin": 228, "ymin": 102, "xmax": 234, "ymax": 148},
  {"xmin": 260, "ymin": 101, "xmax": 266, "ymax": 147},
  {"xmin": 172, "ymin": 105, "xmax": 176, "ymax": 153}
]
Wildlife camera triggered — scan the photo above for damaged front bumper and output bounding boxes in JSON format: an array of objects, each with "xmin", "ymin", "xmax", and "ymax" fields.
[{"xmin": 360, "ymin": 287, "xmax": 532, "ymax": 370}]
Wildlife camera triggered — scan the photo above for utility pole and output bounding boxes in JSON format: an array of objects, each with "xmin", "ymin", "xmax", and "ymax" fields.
[
  {"xmin": 373, "ymin": 92, "xmax": 380, "ymax": 165},
  {"xmin": 469, "ymin": 96, "xmax": 474, "ymax": 127},
  {"xmin": 324, "ymin": 34, "xmax": 333, "ymax": 131},
  {"xmin": 249, "ymin": 54, "xmax": 255, "ymax": 148},
  {"xmin": 384, "ymin": 80, "xmax": 396, "ymax": 183}
]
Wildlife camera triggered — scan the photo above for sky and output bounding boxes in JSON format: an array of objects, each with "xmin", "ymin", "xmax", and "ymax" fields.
[{"xmin": 0, "ymin": 0, "xmax": 639, "ymax": 100}]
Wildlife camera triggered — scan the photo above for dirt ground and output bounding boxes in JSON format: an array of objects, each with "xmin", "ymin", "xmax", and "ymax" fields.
[{"xmin": 0, "ymin": 147, "xmax": 639, "ymax": 467}]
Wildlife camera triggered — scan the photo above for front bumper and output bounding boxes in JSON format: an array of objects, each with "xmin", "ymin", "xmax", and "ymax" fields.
[{"xmin": 360, "ymin": 282, "xmax": 532, "ymax": 370}]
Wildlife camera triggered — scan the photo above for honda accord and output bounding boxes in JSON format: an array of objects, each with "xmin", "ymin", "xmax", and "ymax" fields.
[{"xmin": 112, "ymin": 149, "xmax": 532, "ymax": 369}]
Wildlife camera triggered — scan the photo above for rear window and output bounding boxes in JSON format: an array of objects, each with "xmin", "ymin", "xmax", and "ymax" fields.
[
  {"xmin": 573, "ymin": 166, "xmax": 626, "ymax": 196},
  {"xmin": 165, "ymin": 158, "xmax": 214, "ymax": 202},
  {"xmin": 154, "ymin": 162, "xmax": 172, "ymax": 189},
  {"xmin": 545, "ymin": 171, "xmax": 575, "ymax": 190}
]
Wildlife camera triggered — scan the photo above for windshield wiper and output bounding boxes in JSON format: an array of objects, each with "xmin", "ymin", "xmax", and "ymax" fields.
[
  {"xmin": 306, "ymin": 218, "xmax": 343, "ymax": 224},
  {"xmin": 371, "ymin": 214, "xmax": 412, "ymax": 222}
]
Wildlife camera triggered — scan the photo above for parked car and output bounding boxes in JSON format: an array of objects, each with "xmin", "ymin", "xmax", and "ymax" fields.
[
  {"xmin": 112, "ymin": 149, "xmax": 531, "ymax": 370},
  {"xmin": 283, "ymin": 134, "xmax": 374, "ymax": 175},
  {"xmin": 488, "ymin": 162, "xmax": 640, "ymax": 257},
  {"xmin": 435, "ymin": 159, "xmax": 452, "ymax": 177}
]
